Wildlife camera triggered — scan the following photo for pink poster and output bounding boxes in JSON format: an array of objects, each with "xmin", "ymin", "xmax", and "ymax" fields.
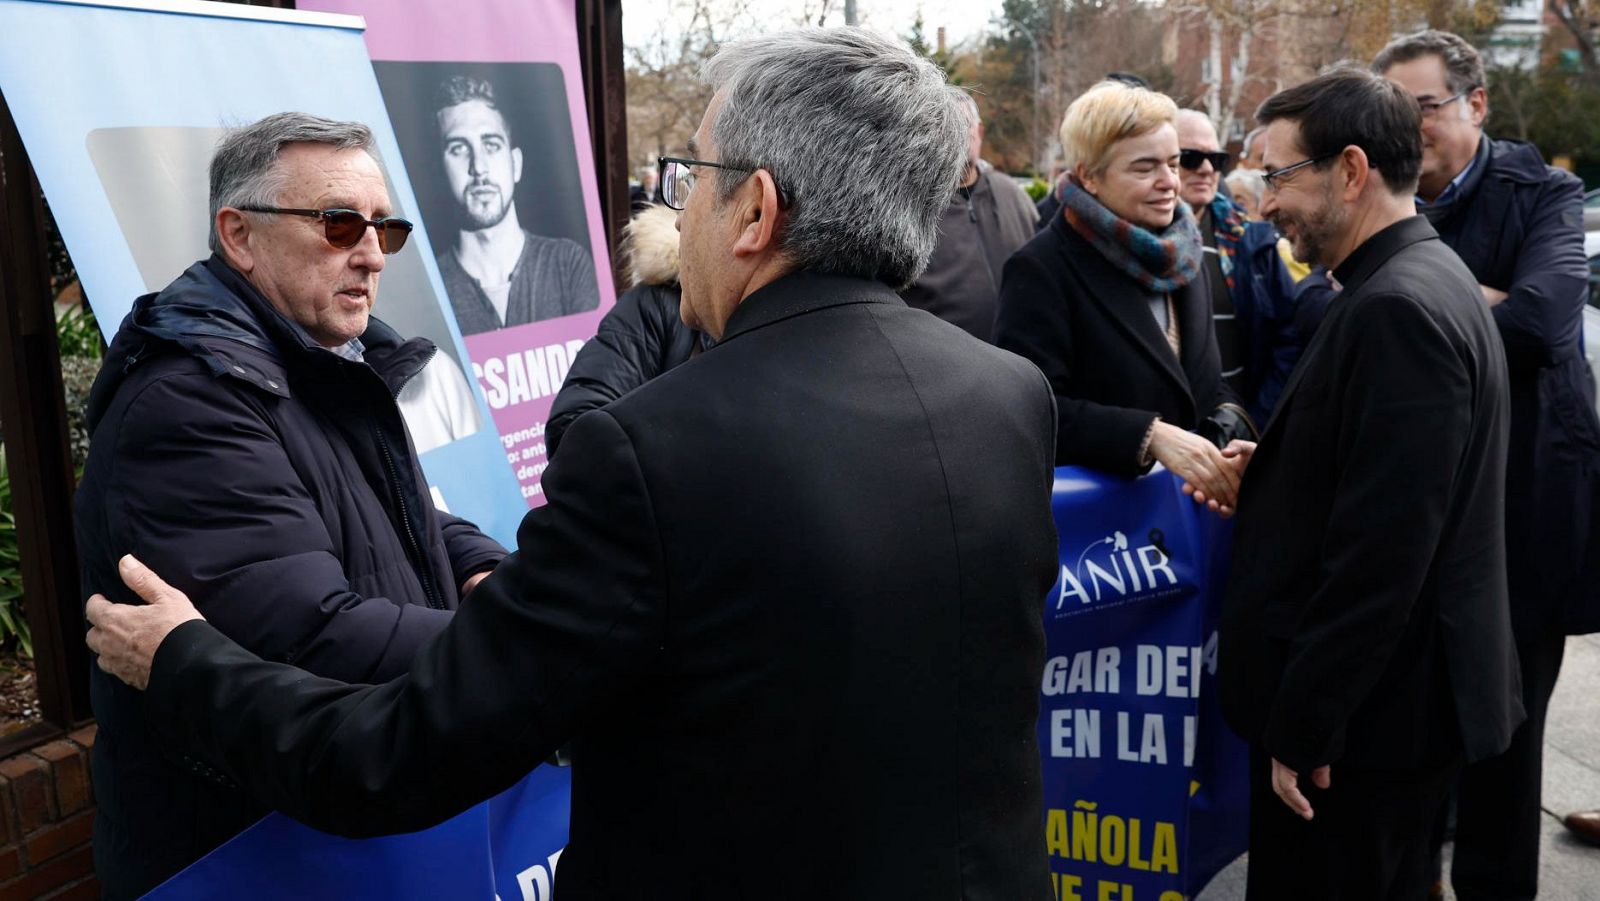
[{"xmin": 304, "ymin": 0, "xmax": 617, "ymax": 506}]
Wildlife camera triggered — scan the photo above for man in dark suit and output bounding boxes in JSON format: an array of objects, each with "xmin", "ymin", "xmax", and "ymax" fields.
[
  {"xmin": 83, "ymin": 28, "xmax": 1060, "ymax": 900},
  {"xmin": 1215, "ymin": 69, "xmax": 1522, "ymax": 900},
  {"xmin": 1376, "ymin": 31, "xmax": 1600, "ymax": 901}
]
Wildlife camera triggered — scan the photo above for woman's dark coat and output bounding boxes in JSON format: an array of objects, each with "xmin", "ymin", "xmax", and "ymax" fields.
[
  {"xmin": 547, "ymin": 204, "xmax": 704, "ymax": 456},
  {"xmin": 995, "ymin": 211, "xmax": 1255, "ymax": 475}
]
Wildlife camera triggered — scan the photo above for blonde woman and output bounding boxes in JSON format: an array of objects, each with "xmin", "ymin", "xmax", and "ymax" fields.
[{"xmin": 996, "ymin": 80, "xmax": 1256, "ymax": 510}]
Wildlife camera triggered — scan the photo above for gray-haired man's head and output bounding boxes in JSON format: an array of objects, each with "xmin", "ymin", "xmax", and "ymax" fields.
[
  {"xmin": 208, "ymin": 112, "xmax": 393, "ymax": 349},
  {"xmin": 675, "ymin": 28, "xmax": 967, "ymax": 337},
  {"xmin": 208, "ymin": 112, "xmax": 377, "ymax": 255}
]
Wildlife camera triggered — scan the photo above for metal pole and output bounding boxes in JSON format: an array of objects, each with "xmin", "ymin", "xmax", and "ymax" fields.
[
  {"xmin": 1014, "ymin": 23, "xmax": 1042, "ymax": 176},
  {"xmin": 844, "ymin": 0, "xmax": 857, "ymax": 25}
]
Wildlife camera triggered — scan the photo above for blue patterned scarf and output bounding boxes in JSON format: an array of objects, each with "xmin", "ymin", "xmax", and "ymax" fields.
[
  {"xmin": 1207, "ymin": 194, "xmax": 1249, "ymax": 291},
  {"xmin": 1059, "ymin": 177, "xmax": 1202, "ymax": 292}
]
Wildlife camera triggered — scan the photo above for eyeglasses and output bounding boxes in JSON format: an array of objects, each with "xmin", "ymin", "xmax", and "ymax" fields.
[
  {"xmin": 1179, "ymin": 149, "xmax": 1232, "ymax": 173},
  {"xmin": 238, "ymin": 206, "xmax": 414, "ymax": 254},
  {"xmin": 656, "ymin": 156, "xmax": 753, "ymax": 211},
  {"xmin": 1416, "ymin": 93, "xmax": 1466, "ymax": 120},
  {"xmin": 1262, "ymin": 153, "xmax": 1338, "ymax": 192}
]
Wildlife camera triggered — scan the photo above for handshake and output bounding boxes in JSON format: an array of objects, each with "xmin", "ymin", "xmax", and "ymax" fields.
[{"xmin": 1147, "ymin": 420, "xmax": 1255, "ymax": 517}]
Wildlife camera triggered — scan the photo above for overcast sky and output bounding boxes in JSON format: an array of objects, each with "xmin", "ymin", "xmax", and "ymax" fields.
[{"xmin": 620, "ymin": 0, "xmax": 1008, "ymax": 55}]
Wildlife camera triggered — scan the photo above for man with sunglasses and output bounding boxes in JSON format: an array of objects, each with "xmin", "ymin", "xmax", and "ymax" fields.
[
  {"xmin": 73, "ymin": 112, "xmax": 507, "ymax": 900},
  {"xmin": 1375, "ymin": 30, "xmax": 1600, "ymax": 901},
  {"xmin": 433, "ymin": 75, "xmax": 599, "ymax": 334},
  {"xmin": 1175, "ymin": 109, "xmax": 1301, "ymax": 423}
]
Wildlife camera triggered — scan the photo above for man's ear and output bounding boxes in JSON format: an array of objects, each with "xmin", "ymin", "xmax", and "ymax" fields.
[
  {"xmin": 1338, "ymin": 145, "xmax": 1373, "ymax": 203},
  {"xmin": 512, "ymin": 145, "xmax": 524, "ymax": 185},
  {"xmin": 1466, "ymin": 86, "xmax": 1488, "ymax": 129},
  {"xmin": 730, "ymin": 169, "xmax": 783, "ymax": 259},
  {"xmin": 216, "ymin": 208, "xmax": 255, "ymax": 272}
]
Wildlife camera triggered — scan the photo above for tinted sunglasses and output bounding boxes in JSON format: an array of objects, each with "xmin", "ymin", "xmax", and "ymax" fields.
[
  {"xmin": 1179, "ymin": 149, "xmax": 1232, "ymax": 172},
  {"xmin": 240, "ymin": 206, "xmax": 414, "ymax": 254}
]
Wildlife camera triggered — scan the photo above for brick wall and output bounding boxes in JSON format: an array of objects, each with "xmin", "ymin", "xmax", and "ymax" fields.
[{"xmin": 0, "ymin": 726, "xmax": 97, "ymax": 900}]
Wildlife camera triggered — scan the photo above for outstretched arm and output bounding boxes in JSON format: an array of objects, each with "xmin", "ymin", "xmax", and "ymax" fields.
[{"xmin": 87, "ymin": 408, "xmax": 666, "ymax": 837}]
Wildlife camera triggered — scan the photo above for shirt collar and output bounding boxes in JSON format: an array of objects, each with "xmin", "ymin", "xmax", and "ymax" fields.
[
  {"xmin": 1417, "ymin": 137, "xmax": 1486, "ymax": 207},
  {"xmin": 330, "ymin": 337, "xmax": 366, "ymax": 362}
]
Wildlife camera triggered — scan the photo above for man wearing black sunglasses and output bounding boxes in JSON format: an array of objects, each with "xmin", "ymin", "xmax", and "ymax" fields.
[
  {"xmin": 73, "ymin": 112, "xmax": 506, "ymax": 900},
  {"xmin": 1175, "ymin": 109, "xmax": 1302, "ymax": 424}
]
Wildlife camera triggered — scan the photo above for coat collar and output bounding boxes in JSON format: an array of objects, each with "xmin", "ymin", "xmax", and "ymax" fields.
[
  {"xmin": 717, "ymin": 270, "xmax": 906, "ymax": 344},
  {"xmin": 1482, "ymin": 137, "xmax": 1553, "ymax": 186},
  {"xmin": 1263, "ymin": 215, "xmax": 1438, "ymax": 437},
  {"xmin": 1330, "ymin": 215, "xmax": 1438, "ymax": 299},
  {"xmin": 89, "ymin": 255, "xmax": 434, "ymax": 431}
]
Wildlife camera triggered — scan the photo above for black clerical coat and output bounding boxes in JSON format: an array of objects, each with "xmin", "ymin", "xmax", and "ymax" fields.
[
  {"xmin": 1218, "ymin": 217, "xmax": 1524, "ymax": 775},
  {"xmin": 139, "ymin": 271, "xmax": 1061, "ymax": 900}
]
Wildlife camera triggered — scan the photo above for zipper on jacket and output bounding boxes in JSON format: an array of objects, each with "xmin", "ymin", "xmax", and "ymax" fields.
[{"xmin": 374, "ymin": 423, "xmax": 445, "ymax": 610}]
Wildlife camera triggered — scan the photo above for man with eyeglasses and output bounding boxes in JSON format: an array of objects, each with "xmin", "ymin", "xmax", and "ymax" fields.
[
  {"xmin": 82, "ymin": 29, "xmax": 1060, "ymax": 898},
  {"xmin": 73, "ymin": 112, "xmax": 507, "ymax": 900},
  {"xmin": 1175, "ymin": 109, "xmax": 1300, "ymax": 423},
  {"xmin": 1217, "ymin": 68, "xmax": 1520, "ymax": 900},
  {"xmin": 433, "ymin": 75, "xmax": 599, "ymax": 334},
  {"xmin": 1375, "ymin": 30, "xmax": 1600, "ymax": 901}
]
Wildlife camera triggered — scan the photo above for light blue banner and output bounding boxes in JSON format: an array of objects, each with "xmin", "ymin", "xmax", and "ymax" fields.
[{"xmin": 0, "ymin": 0, "xmax": 524, "ymax": 546}]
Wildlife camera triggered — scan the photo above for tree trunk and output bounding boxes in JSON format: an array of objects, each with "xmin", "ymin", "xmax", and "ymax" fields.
[{"xmin": 1548, "ymin": 0, "xmax": 1600, "ymax": 86}]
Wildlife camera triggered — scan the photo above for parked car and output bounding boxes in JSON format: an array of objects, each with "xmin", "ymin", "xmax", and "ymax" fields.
[{"xmin": 1587, "ymin": 305, "xmax": 1600, "ymax": 418}]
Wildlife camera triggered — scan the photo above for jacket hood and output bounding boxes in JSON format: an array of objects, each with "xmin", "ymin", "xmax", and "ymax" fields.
[
  {"xmin": 626, "ymin": 204, "xmax": 681, "ymax": 288},
  {"xmin": 1486, "ymin": 137, "xmax": 1555, "ymax": 186},
  {"xmin": 87, "ymin": 255, "xmax": 430, "ymax": 432}
]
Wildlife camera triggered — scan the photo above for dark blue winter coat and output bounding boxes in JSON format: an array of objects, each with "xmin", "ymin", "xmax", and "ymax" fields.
[
  {"xmin": 1428, "ymin": 137, "xmax": 1600, "ymax": 635},
  {"xmin": 74, "ymin": 256, "xmax": 506, "ymax": 899},
  {"xmin": 1227, "ymin": 212, "xmax": 1303, "ymax": 422}
]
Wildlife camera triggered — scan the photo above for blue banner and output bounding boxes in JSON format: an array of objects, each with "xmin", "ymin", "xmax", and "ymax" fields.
[
  {"xmin": 150, "ymin": 466, "xmax": 1247, "ymax": 899},
  {"xmin": 147, "ymin": 765, "xmax": 572, "ymax": 901},
  {"xmin": 1039, "ymin": 466, "xmax": 1249, "ymax": 900}
]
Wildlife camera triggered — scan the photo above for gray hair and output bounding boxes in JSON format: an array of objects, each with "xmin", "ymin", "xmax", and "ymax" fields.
[
  {"xmin": 1241, "ymin": 126, "xmax": 1266, "ymax": 157},
  {"xmin": 1224, "ymin": 167, "xmax": 1265, "ymax": 203},
  {"xmin": 953, "ymin": 90, "xmax": 981, "ymax": 127},
  {"xmin": 1372, "ymin": 30, "xmax": 1485, "ymax": 97},
  {"xmin": 1175, "ymin": 108, "xmax": 1216, "ymax": 136},
  {"xmin": 700, "ymin": 28, "xmax": 967, "ymax": 288},
  {"xmin": 209, "ymin": 112, "xmax": 377, "ymax": 254}
]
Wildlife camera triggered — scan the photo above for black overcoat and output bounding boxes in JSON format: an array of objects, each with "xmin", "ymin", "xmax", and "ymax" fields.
[
  {"xmin": 141, "ymin": 272, "xmax": 1062, "ymax": 900},
  {"xmin": 1429, "ymin": 137, "xmax": 1600, "ymax": 636},
  {"xmin": 995, "ymin": 213, "xmax": 1253, "ymax": 475},
  {"xmin": 1218, "ymin": 217, "xmax": 1524, "ymax": 774}
]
